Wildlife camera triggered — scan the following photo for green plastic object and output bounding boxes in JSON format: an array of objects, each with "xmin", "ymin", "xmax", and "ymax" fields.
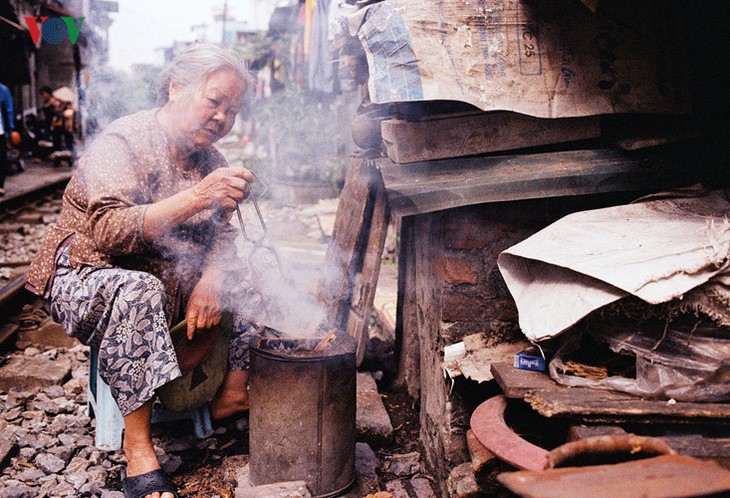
[{"xmin": 156, "ymin": 319, "xmax": 230, "ymax": 412}]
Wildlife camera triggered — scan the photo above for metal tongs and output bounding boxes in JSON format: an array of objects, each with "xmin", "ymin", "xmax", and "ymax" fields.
[
  {"xmin": 234, "ymin": 173, "xmax": 291, "ymax": 281},
  {"xmin": 234, "ymin": 171, "xmax": 269, "ymax": 245},
  {"xmin": 233, "ymin": 166, "xmax": 294, "ymax": 326}
]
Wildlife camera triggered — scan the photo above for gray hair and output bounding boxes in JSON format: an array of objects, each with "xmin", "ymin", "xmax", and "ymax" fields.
[{"xmin": 154, "ymin": 43, "xmax": 252, "ymax": 105}]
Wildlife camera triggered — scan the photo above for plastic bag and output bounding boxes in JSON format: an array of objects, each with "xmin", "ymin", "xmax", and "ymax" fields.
[{"xmin": 549, "ymin": 319, "xmax": 730, "ymax": 402}]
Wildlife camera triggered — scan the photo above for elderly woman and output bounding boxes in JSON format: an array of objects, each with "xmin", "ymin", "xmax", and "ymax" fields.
[{"xmin": 27, "ymin": 44, "xmax": 255, "ymax": 498}]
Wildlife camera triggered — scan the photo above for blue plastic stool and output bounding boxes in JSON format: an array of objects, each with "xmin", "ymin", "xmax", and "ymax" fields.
[{"xmin": 87, "ymin": 346, "xmax": 214, "ymax": 450}]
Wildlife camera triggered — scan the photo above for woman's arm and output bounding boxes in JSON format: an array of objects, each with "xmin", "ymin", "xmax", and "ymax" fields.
[
  {"xmin": 84, "ymin": 129, "xmax": 253, "ymax": 252},
  {"xmin": 141, "ymin": 166, "xmax": 252, "ymax": 242}
]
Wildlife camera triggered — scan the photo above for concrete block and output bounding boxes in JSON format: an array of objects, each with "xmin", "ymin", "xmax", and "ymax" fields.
[
  {"xmin": 356, "ymin": 372, "xmax": 394, "ymax": 444},
  {"xmin": 384, "ymin": 478, "xmax": 437, "ymax": 498},
  {"xmin": 384, "ymin": 480, "xmax": 409, "ymax": 498},
  {"xmin": 0, "ymin": 355, "xmax": 72, "ymax": 392},
  {"xmin": 17, "ymin": 320, "xmax": 79, "ymax": 349},
  {"xmin": 235, "ymin": 463, "xmax": 311, "ymax": 498},
  {"xmin": 410, "ymin": 478, "xmax": 438, "ymax": 498},
  {"xmin": 355, "ymin": 442, "xmax": 380, "ymax": 495},
  {"xmin": 383, "ymin": 452, "xmax": 422, "ymax": 477},
  {"xmin": 237, "ymin": 481, "xmax": 311, "ymax": 498},
  {"xmin": 466, "ymin": 430, "xmax": 495, "ymax": 473}
]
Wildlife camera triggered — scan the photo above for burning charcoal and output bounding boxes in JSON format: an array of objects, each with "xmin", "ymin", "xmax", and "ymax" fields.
[{"xmin": 313, "ymin": 327, "xmax": 338, "ymax": 352}]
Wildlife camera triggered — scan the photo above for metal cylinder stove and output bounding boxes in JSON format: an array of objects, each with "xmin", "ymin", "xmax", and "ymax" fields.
[{"xmin": 248, "ymin": 330, "xmax": 357, "ymax": 497}]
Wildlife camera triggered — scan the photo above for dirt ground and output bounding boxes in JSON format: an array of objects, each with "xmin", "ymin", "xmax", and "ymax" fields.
[
  {"xmin": 102, "ymin": 174, "xmax": 418, "ymax": 496},
  {"xmin": 99, "ymin": 272, "xmax": 417, "ymax": 498},
  {"xmin": 102, "ymin": 380, "xmax": 421, "ymax": 497}
]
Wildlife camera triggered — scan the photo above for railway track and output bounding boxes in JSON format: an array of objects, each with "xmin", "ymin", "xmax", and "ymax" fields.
[{"xmin": 0, "ymin": 183, "xmax": 67, "ymax": 353}]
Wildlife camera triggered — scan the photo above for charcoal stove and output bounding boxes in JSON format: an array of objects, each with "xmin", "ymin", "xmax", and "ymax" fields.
[{"xmin": 248, "ymin": 327, "xmax": 357, "ymax": 497}]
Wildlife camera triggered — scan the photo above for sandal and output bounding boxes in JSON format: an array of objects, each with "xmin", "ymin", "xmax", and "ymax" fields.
[{"xmin": 122, "ymin": 468, "xmax": 179, "ymax": 498}]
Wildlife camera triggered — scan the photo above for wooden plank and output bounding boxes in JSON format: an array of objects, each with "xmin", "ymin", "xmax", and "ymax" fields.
[
  {"xmin": 567, "ymin": 425, "xmax": 629, "ymax": 441},
  {"xmin": 318, "ymin": 158, "xmax": 391, "ymax": 366},
  {"xmin": 319, "ymin": 160, "xmax": 372, "ymax": 318},
  {"xmin": 381, "ymin": 112, "xmax": 600, "ymax": 164},
  {"xmin": 377, "ymin": 148, "xmax": 685, "ymax": 217},
  {"xmin": 662, "ymin": 435, "xmax": 730, "ymax": 462},
  {"xmin": 393, "ymin": 217, "xmax": 420, "ymax": 398},
  {"xmin": 491, "ymin": 362, "xmax": 559, "ymax": 399},
  {"xmin": 492, "ymin": 362, "xmax": 730, "ymax": 423},
  {"xmin": 525, "ymin": 388, "xmax": 730, "ymax": 423},
  {"xmin": 601, "ymin": 114, "xmax": 721, "ymax": 151}
]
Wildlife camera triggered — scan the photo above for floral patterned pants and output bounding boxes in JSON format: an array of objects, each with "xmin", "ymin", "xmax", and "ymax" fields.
[{"xmin": 48, "ymin": 246, "xmax": 254, "ymax": 416}]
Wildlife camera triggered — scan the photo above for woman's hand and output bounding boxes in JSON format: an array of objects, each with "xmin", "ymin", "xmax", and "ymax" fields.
[
  {"xmin": 185, "ymin": 268, "xmax": 226, "ymax": 340},
  {"xmin": 192, "ymin": 167, "xmax": 255, "ymax": 212},
  {"xmin": 142, "ymin": 167, "xmax": 255, "ymax": 242}
]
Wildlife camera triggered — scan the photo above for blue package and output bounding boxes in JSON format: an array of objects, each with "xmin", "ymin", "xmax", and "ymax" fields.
[{"xmin": 514, "ymin": 348, "xmax": 546, "ymax": 372}]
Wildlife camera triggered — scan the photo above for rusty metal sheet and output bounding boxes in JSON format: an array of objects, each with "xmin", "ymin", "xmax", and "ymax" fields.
[
  {"xmin": 470, "ymin": 395, "xmax": 549, "ymax": 471},
  {"xmin": 497, "ymin": 454, "xmax": 730, "ymax": 498}
]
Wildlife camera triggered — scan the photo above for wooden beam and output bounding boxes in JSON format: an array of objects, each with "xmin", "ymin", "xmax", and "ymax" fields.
[
  {"xmin": 377, "ymin": 148, "xmax": 685, "ymax": 217},
  {"xmin": 491, "ymin": 362, "xmax": 559, "ymax": 399},
  {"xmin": 318, "ymin": 159, "xmax": 391, "ymax": 366},
  {"xmin": 381, "ymin": 112, "xmax": 600, "ymax": 164},
  {"xmin": 568, "ymin": 425, "xmax": 730, "ymax": 463}
]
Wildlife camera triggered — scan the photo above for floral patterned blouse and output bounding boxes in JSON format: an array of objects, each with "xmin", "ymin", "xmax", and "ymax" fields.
[{"xmin": 26, "ymin": 109, "xmax": 241, "ymax": 312}]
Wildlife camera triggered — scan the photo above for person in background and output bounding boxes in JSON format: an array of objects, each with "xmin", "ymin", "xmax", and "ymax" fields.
[
  {"xmin": 0, "ymin": 80, "xmax": 15, "ymax": 196},
  {"xmin": 38, "ymin": 85, "xmax": 60, "ymax": 143},
  {"xmin": 51, "ymin": 97, "xmax": 77, "ymax": 155},
  {"xmin": 27, "ymin": 44, "xmax": 255, "ymax": 498},
  {"xmin": 6, "ymin": 119, "xmax": 24, "ymax": 175}
]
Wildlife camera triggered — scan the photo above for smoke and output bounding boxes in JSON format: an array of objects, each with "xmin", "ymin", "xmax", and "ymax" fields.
[
  {"xmin": 247, "ymin": 87, "xmax": 346, "ymax": 190},
  {"xmin": 227, "ymin": 194, "xmax": 336, "ymax": 338},
  {"xmin": 81, "ymin": 65, "xmax": 159, "ymax": 139},
  {"xmin": 216, "ymin": 87, "xmax": 351, "ymax": 338},
  {"xmin": 76, "ymin": 51, "xmax": 348, "ymax": 340}
]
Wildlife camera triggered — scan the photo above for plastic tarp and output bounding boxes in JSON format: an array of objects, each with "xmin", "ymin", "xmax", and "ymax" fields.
[{"xmin": 497, "ymin": 188, "xmax": 730, "ymax": 342}]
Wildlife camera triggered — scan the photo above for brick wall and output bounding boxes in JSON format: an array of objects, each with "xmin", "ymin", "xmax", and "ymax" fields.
[
  {"xmin": 437, "ymin": 201, "xmax": 555, "ymax": 344},
  {"xmin": 399, "ymin": 193, "xmax": 640, "ymax": 493}
]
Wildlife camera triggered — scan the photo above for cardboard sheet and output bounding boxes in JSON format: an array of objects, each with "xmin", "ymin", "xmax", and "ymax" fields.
[
  {"xmin": 443, "ymin": 335, "xmax": 529, "ymax": 383},
  {"xmin": 497, "ymin": 189, "xmax": 730, "ymax": 341},
  {"xmin": 352, "ymin": 0, "xmax": 689, "ymax": 118}
]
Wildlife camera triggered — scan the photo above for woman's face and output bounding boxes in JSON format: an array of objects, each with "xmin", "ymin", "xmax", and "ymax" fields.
[{"xmin": 167, "ymin": 68, "xmax": 245, "ymax": 149}]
